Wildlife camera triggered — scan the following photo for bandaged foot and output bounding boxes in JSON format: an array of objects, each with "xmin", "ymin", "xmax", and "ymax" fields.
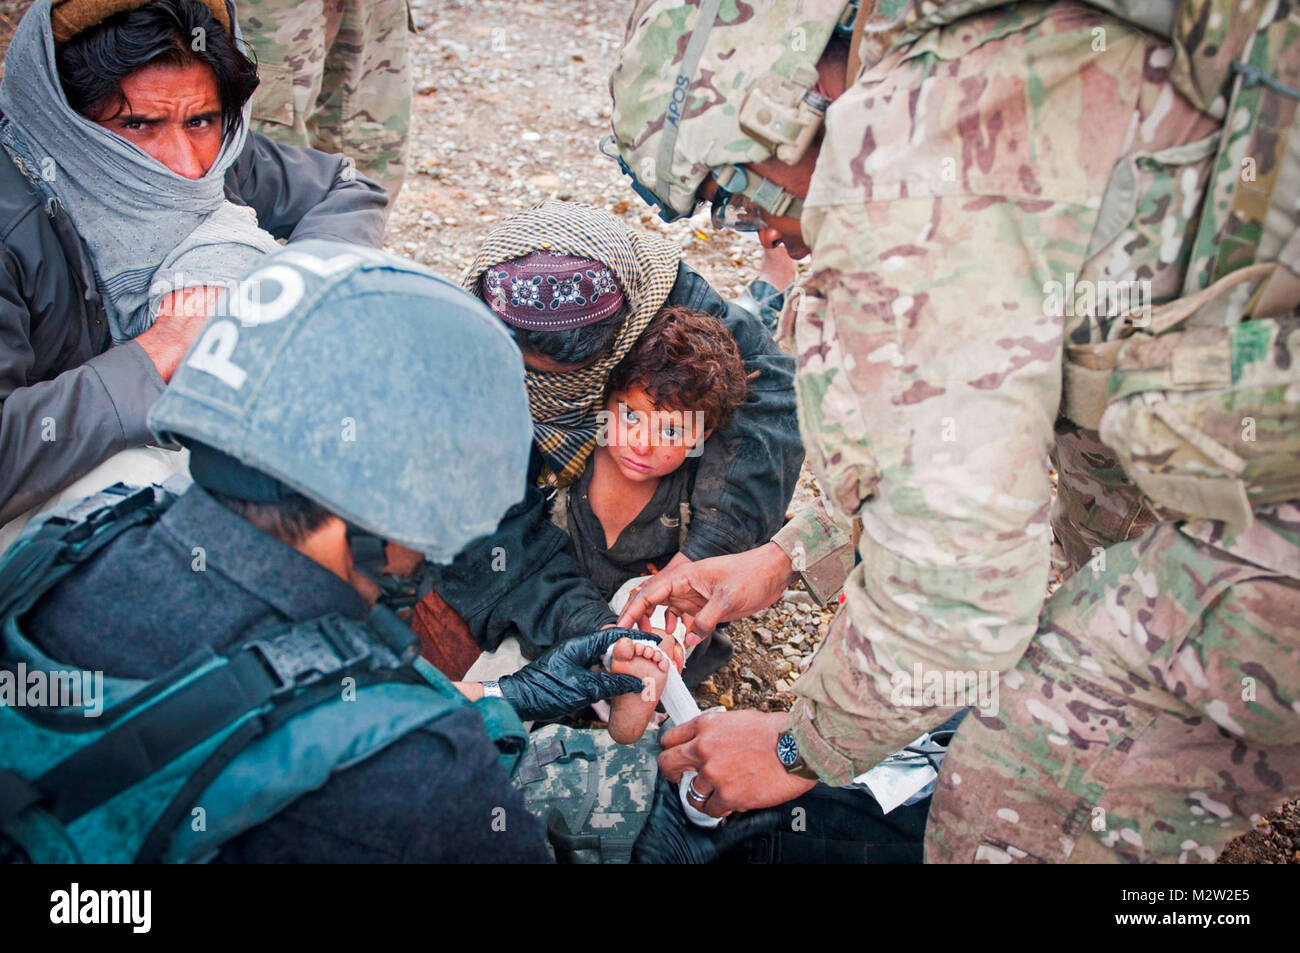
[{"xmin": 607, "ymin": 636, "xmax": 679, "ymax": 744}]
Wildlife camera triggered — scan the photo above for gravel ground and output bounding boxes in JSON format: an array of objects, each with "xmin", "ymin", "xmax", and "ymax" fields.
[
  {"xmin": 1, "ymin": 0, "xmax": 1291, "ymax": 865},
  {"xmin": 392, "ymin": 0, "xmax": 774, "ymax": 298}
]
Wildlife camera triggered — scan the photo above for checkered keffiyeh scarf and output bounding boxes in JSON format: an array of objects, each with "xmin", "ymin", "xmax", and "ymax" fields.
[{"xmin": 463, "ymin": 201, "xmax": 681, "ymax": 487}]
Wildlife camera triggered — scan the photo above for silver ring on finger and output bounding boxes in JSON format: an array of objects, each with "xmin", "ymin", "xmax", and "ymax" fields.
[{"xmin": 686, "ymin": 780, "xmax": 711, "ymax": 806}]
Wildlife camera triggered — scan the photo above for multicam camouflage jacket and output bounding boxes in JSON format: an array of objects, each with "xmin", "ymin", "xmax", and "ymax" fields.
[{"xmin": 765, "ymin": 0, "xmax": 1299, "ymax": 796}]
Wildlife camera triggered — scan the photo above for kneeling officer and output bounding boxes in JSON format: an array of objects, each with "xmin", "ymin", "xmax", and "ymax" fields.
[{"xmin": 0, "ymin": 241, "xmax": 649, "ymax": 863}]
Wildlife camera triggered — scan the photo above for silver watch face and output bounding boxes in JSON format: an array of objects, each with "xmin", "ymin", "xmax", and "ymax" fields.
[{"xmin": 776, "ymin": 732, "xmax": 800, "ymax": 768}]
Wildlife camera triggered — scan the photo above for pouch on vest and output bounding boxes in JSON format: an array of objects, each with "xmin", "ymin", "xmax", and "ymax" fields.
[
  {"xmin": 513, "ymin": 724, "xmax": 660, "ymax": 864},
  {"xmin": 1061, "ymin": 6, "xmax": 1300, "ymax": 531},
  {"xmin": 1063, "ymin": 258, "xmax": 1300, "ymax": 531}
]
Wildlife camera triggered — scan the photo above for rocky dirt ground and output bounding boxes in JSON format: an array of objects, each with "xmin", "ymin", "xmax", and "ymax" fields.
[
  {"xmin": 1, "ymin": 0, "xmax": 1293, "ymax": 864},
  {"xmin": 394, "ymin": 0, "xmax": 773, "ymax": 295}
]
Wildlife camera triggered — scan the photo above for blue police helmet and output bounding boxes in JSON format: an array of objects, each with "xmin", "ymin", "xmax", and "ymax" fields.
[{"xmin": 148, "ymin": 241, "xmax": 533, "ymax": 563}]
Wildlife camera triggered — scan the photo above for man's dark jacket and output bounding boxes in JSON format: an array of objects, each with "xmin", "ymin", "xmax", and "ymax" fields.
[
  {"xmin": 0, "ymin": 129, "xmax": 389, "ymax": 523},
  {"xmin": 428, "ymin": 263, "xmax": 804, "ymax": 657},
  {"xmin": 25, "ymin": 486, "xmax": 552, "ymax": 862}
]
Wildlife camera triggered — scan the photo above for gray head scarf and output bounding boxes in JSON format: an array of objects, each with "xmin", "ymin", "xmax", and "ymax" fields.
[{"xmin": 0, "ymin": 0, "xmax": 278, "ymax": 342}]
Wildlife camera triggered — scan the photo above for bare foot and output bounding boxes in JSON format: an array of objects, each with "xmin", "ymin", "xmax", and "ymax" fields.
[{"xmin": 607, "ymin": 637, "xmax": 670, "ymax": 744}]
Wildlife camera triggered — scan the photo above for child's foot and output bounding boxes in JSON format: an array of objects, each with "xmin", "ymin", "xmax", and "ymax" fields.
[{"xmin": 607, "ymin": 637, "xmax": 670, "ymax": 744}]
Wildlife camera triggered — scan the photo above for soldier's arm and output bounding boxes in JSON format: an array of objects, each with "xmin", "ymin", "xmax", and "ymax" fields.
[
  {"xmin": 788, "ymin": 198, "xmax": 1065, "ymax": 785},
  {"xmin": 226, "ymin": 132, "xmax": 389, "ymax": 248},
  {"xmin": 771, "ymin": 499, "xmax": 855, "ymax": 605}
]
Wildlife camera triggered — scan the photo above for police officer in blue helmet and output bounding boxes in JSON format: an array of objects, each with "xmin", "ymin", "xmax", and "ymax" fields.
[{"xmin": 0, "ymin": 241, "xmax": 652, "ymax": 863}]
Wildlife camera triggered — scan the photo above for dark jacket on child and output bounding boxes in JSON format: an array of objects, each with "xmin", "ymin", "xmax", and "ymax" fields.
[{"xmin": 560, "ymin": 459, "xmax": 693, "ymax": 602}]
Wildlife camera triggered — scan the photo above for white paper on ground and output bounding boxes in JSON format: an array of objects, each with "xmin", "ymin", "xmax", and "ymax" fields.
[{"xmin": 852, "ymin": 731, "xmax": 942, "ymax": 814}]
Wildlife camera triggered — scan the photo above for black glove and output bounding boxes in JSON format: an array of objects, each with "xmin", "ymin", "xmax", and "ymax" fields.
[
  {"xmin": 497, "ymin": 628, "xmax": 659, "ymax": 721},
  {"xmin": 631, "ymin": 774, "xmax": 784, "ymax": 864}
]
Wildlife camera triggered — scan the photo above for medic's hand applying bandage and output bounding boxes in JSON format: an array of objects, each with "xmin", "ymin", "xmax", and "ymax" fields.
[
  {"xmin": 617, "ymin": 541, "xmax": 796, "ymax": 640},
  {"xmin": 616, "ymin": 544, "xmax": 818, "ymax": 818}
]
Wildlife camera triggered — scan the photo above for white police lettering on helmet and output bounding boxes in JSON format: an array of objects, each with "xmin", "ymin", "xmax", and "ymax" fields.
[{"xmin": 184, "ymin": 248, "xmax": 388, "ymax": 391}]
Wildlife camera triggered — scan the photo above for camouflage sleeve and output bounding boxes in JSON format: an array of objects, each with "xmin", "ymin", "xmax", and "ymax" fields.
[
  {"xmin": 781, "ymin": 0, "xmax": 1202, "ymax": 787},
  {"xmin": 786, "ymin": 196, "xmax": 1066, "ymax": 785},
  {"xmin": 770, "ymin": 499, "xmax": 854, "ymax": 605}
]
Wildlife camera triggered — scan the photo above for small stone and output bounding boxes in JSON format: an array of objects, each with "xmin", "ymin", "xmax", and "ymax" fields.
[
  {"xmin": 699, "ymin": 678, "xmax": 717, "ymax": 695},
  {"xmin": 775, "ymin": 679, "xmax": 791, "ymax": 693},
  {"xmin": 521, "ymin": 131, "xmax": 541, "ymax": 142},
  {"xmin": 789, "ymin": 629, "xmax": 806, "ymax": 645},
  {"xmin": 781, "ymin": 589, "xmax": 813, "ymax": 606},
  {"xmin": 738, "ymin": 667, "xmax": 764, "ymax": 690},
  {"xmin": 528, "ymin": 172, "xmax": 563, "ymax": 190},
  {"xmin": 755, "ymin": 627, "xmax": 774, "ymax": 645},
  {"xmin": 718, "ymin": 690, "xmax": 734, "ymax": 710}
]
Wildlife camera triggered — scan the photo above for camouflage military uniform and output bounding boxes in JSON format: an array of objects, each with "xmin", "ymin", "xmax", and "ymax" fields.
[
  {"xmin": 611, "ymin": 0, "xmax": 1299, "ymax": 862},
  {"xmin": 513, "ymin": 724, "xmax": 660, "ymax": 863},
  {"xmin": 772, "ymin": 1, "xmax": 1300, "ymax": 863},
  {"xmin": 238, "ymin": 0, "xmax": 412, "ymax": 203}
]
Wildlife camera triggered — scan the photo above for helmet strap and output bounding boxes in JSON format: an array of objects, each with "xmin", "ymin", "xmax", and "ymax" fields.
[{"xmin": 712, "ymin": 165, "xmax": 804, "ymax": 220}]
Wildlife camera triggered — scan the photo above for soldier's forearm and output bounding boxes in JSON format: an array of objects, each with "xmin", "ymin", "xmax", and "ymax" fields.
[{"xmin": 771, "ymin": 500, "xmax": 855, "ymax": 604}]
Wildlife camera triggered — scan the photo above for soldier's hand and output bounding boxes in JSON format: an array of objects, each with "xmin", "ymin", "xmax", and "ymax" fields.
[
  {"xmin": 617, "ymin": 542, "xmax": 795, "ymax": 641},
  {"xmin": 657, "ymin": 709, "xmax": 817, "ymax": 817},
  {"xmin": 497, "ymin": 628, "xmax": 659, "ymax": 721}
]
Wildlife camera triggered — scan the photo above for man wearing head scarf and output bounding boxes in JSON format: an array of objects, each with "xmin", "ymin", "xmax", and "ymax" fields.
[
  {"xmin": 0, "ymin": 0, "xmax": 388, "ymax": 536},
  {"xmin": 415, "ymin": 201, "xmax": 804, "ymax": 682}
]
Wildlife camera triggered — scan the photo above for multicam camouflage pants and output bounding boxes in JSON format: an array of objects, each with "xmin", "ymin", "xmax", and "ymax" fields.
[
  {"xmin": 927, "ymin": 503, "xmax": 1300, "ymax": 863},
  {"xmin": 238, "ymin": 0, "xmax": 412, "ymax": 203}
]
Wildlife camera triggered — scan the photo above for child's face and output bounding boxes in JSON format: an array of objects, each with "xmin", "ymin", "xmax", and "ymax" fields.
[{"xmin": 601, "ymin": 384, "xmax": 710, "ymax": 482}]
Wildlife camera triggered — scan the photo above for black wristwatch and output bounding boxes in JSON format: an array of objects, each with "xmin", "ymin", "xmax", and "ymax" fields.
[{"xmin": 777, "ymin": 731, "xmax": 820, "ymax": 781}]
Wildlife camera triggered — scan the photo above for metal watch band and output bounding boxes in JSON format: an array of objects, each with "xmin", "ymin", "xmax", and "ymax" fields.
[{"xmin": 480, "ymin": 681, "xmax": 503, "ymax": 699}]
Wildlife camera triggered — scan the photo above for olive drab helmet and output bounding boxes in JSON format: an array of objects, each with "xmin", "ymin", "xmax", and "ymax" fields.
[
  {"xmin": 147, "ymin": 240, "xmax": 533, "ymax": 563},
  {"xmin": 607, "ymin": 0, "xmax": 849, "ymax": 221}
]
